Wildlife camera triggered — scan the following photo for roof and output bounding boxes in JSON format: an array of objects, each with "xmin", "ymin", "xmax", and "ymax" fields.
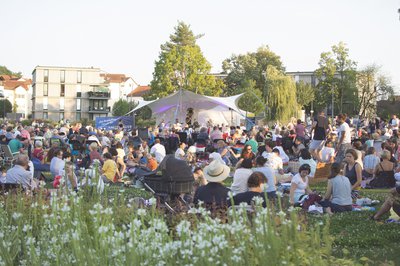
[
  {"xmin": 0, "ymin": 75, "xmax": 19, "ymax": 81},
  {"xmin": 2, "ymin": 78, "xmax": 32, "ymax": 91},
  {"xmin": 100, "ymin": 73, "xmax": 128, "ymax": 83},
  {"xmin": 127, "ymin": 85, "xmax": 151, "ymax": 97}
]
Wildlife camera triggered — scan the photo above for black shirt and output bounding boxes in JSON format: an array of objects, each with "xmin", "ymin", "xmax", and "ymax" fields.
[
  {"xmin": 313, "ymin": 116, "xmax": 329, "ymax": 141},
  {"xmin": 230, "ymin": 191, "xmax": 266, "ymax": 207},
  {"xmin": 193, "ymin": 182, "xmax": 230, "ymax": 205}
]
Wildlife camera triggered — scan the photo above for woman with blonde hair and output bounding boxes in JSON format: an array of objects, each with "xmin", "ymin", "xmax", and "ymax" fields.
[{"xmin": 368, "ymin": 150, "xmax": 396, "ymax": 188}]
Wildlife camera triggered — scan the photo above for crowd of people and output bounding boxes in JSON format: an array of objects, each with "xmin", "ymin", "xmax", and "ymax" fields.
[{"xmin": 0, "ymin": 112, "xmax": 399, "ymax": 220}]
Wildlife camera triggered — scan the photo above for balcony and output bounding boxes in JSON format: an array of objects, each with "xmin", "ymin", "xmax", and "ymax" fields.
[
  {"xmin": 88, "ymin": 106, "xmax": 111, "ymax": 113},
  {"xmin": 87, "ymin": 91, "xmax": 110, "ymax": 99}
]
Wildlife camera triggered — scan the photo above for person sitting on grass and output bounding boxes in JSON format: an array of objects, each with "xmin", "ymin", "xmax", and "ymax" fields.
[
  {"xmin": 319, "ymin": 139, "xmax": 335, "ymax": 163},
  {"xmin": 319, "ymin": 162, "xmax": 353, "ymax": 214},
  {"xmin": 289, "ymin": 164, "xmax": 312, "ymax": 205},
  {"xmin": 372, "ymin": 186, "xmax": 400, "ymax": 221},
  {"xmin": 343, "ymin": 149, "xmax": 363, "ymax": 198},
  {"xmin": 101, "ymin": 152, "xmax": 119, "ymax": 183},
  {"xmin": 231, "ymin": 158, "xmax": 253, "ymax": 196},
  {"xmin": 253, "ymin": 156, "xmax": 276, "ymax": 199},
  {"xmin": 4, "ymin": 154, "xmax": 34, "ymax": 190},
  {"xmin": 193, "ymin": 160, "xmax": 230, "ymax": 206},
  {"xmin": 363, "ymin": 147, "xmax": 380, "ymax": 179},
  {"xmin": 230, "ymin": 171, "xmax": 268, "ymax": 208}
]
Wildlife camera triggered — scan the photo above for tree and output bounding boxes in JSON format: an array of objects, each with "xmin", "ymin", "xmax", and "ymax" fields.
[
  {"xmin": 150, "ymin": 22, "xmax": 223, "ymax": 99},
  {"xmin": 266, "ymin": 66, "xmax": 298, "ymax": 122},
  {"xmin": 236, "ymin": 79, "xmax": 265, "ymax": 115},
  {"xmin": 0, "ymin": 66, "xmax": 22, "ymax": 77},
  {"xmin": 222, "ymin": 46, "xmax": 296, "ymax": 121},
  {"xmin": 315, "ymin": 42, "xmax": 357, "ymax": 115},
  {"xmin": 222, "ymin": 46, "xmax": 285, "ymax": 97},
  {"xmin": 296, "ymin": 81, "xmax": 315, "ymax": 109},
  {"xmin": 112, "ymin": 99, "xmax": 136, "ymax": 116},
  {"xmin": 0, "ymin": 99, "xmax": 12, "ymax": 118},
  {"xmin": 357, "ymin": 64, "xmax": 394, "ymax": 117}
]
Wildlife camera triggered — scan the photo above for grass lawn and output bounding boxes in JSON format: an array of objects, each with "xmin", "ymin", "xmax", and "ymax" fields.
[{"xmin": 309, "ymin": 181, "xmax": 400, "ymax": 264}]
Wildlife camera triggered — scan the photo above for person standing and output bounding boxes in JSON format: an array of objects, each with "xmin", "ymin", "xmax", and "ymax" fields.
[
  {"xmin": 335, "ymin": 114, "xmax": 352, "ymax": 163},
  {"xmin": 309, "ymin": 111, "xmax": 331, "ymax": 161}
]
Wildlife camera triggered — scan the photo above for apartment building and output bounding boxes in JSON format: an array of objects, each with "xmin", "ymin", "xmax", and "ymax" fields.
[
  {"xmin": 100, "ymin": 73, "xmax": 138, "ymax": 109},
  {"xmin": 32, "ymin": 66, "xmax": 111, "ymax": 121}
]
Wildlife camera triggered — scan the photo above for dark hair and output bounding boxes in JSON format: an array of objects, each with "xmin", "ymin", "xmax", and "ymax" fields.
[
  {"xmin": 329, "ymin": 162, "xmax": 342, "ymax": 179},
  {"xmin": 255, "ymin": 156, "xmax": 267, "ymax": 166},
  {"xmin": 116, "ymin": 142, "xmax": 123, "ymax": 149},
  {"xmin": 345, "ymin": 149, "xmax": 358, "ymax": 160},
  {"xmin": 264, "ymin": 140, "xmax": 276, "ymax": 149},
  {"xmin": 299, "ymin": 164, "xmax": 311, "ymax": 174},
  {"xmin": 109, "ymin": 147, "xmax": 118, "ymax": 157},
  {"xmin": 272, "ymin": 148, "xmax": 280, "ymax": 155},
  {"xmin": 247, "ymin": 172, "xmax": 266, "ymax": 188},
  {"xmin": 194, "ymin": 167, "xmax": 202, "ymax": 173},
  {"xmin": 300, "ymin": 149, "xmax": 312, "ymax": 160},
  {"xmin": 241, "ymin": 158, "xmax": 253, "ymax": 169},
  {"xmin": 337, "ymin": 113, "xmax": 346, "ymax": 120},
  {"xmin": 103, "ymin": 152, "xmax": 112, "ymax": 160},
  {"xmin": 62, "ymin": 151, "xmax": 71, "ymax": 159},
  {"xmin": 353, "ymin": 140, "xmax": 363, "ymax": 151},
  {"xmin": 241, "ymin": 145, "xmax": 253, "ymax": 157}
]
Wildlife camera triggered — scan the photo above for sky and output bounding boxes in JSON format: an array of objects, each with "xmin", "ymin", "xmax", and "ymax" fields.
[{"xmin": 1, "ymin": 0, "xmax": 400, "ymax": 92}]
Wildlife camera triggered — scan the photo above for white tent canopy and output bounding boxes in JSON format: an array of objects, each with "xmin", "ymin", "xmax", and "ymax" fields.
[{"xmin": 126, "ymin": 90, "xmax": 247, "ymax": 126}]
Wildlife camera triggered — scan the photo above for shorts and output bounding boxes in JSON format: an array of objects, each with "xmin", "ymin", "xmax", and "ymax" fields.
[
  {"xmin": 319, "ymin": 200, "xmax": 352, "ymax": 213},
  {"xmin": 309, "ymin": 140, "xmax": 325, "ymax": 150}
]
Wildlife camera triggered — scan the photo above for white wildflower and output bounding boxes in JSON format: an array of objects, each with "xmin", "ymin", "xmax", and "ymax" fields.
[
  {"xmin": 12, "ymin": 212, "xmax": 22, "ymax": 220},
  {"xmin": 137, "ymin": 209, "xmax": 146, "ymax": 216}
]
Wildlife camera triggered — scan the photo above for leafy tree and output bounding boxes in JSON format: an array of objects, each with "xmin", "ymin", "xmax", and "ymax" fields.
[
  {"xmin": 150, "ymin": 22, "xmax": 223, "ymax": 99},
  {"xmin": 357, "ymin": 64, "xmax": 394, "ymax": 117},
  {"xmin": 266, "ymin": 66, "xmax": 298, "ymax": 122},
  {"xmin": 0, "ymin": 66, "xmax": 22, "ymax": 77},
  {"xmin": 315, "ymin": 42, "xmax": 357, "ymax": 115},
  {"xmin": 0, "ymin": 99, "xmax": 12, "ymax": 118},
  {"xmin": 222, "ymin": 46, "xmax": 285, "ymax": 97},
  {"xmin": 222, "ymin": 46, "xmax": 296, "ymax": 121},
  {"xmin": 236, "ymin": 79, "xmax": 265, "ymax": 115},
  {"xmin": 112, "ymin": 99, "xmax": 137, "ymax": 116},
  {"xmin": 296, "ymin": 81, "xmax": 315, "ymax": 109}
]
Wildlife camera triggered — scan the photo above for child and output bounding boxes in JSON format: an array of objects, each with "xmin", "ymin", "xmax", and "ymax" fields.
[{"xmin": 101, "ymin": 152, "xmax": 119, "ymax": 183}]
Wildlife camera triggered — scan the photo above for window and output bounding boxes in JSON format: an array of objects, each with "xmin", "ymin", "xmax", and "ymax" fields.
[
  {"xmin": 76, "ymin": 84, "xmax": 81, "ymax": 97},
  {"xmin": 44, "ymin": 69, "xmax": 49, "ymax": 82},
  {"xmin": 60, "ymin": 84, "xmax": 65, "ymax": 96},
  {"xmin": 60, "ymin": 70, "xmax": 65, "ymax": 83},
  {"xmin": 59, "ymin": 112, "xmax": 64, "ymax": 121},
  {"xmin": 76, "ymin": 112, "xmax": 81, "ymax": 121},
  {"xmin": 76, "ymin": 99, "xmax": 81, "ymax": 111},
  {"xmin": 43, "ymin": 98, "xmax": 48, "ymax": 110},
  {"xmin": 60, "ymin": 98, "xmax": 65, "ymax": 110},
  {"xmin": 43, "ymin": 112, "xmax": 48, "ymax": 119},
  {"xmin": 77, "ymin": 70, "xmax": 82, "ymax": 84},
  {"xmin": 43, "ymin": 83, "xmax": 48, "ymax": 96}
]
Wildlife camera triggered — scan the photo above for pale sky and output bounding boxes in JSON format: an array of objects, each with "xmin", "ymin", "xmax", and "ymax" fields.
[{"xmin": 2, "ymin": 0, "xmax": 400, "ymax": 92}]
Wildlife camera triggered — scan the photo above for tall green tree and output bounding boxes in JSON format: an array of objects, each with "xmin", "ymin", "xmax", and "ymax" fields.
[
  {"xmin": 112, "ymin": 99, "xmax": 136, "ymax": 116},
  {"xmin": 150, "ymin": 22, "xmax": 223, "ymax": 99},
  {"xmin": 222, "ymin": 46, "xmax": 296, "ymax": 121},
  {"xmin": 296, "ymin": 81, "xmax": 315, "ymax": 109},
  {"xmin": 315, "ymin": 42, "xmax": 357, "ymax": 115},
  {"xmin": 0, "ymin": 66, "xmax": 22, "ymax": 77},
  {"xmin": 357, "ymin": 64, "xmax": 394, "ymax": 117},
  {"xmin": 266, "ymin": 66, "xmax": 298, "ymax": 122}
]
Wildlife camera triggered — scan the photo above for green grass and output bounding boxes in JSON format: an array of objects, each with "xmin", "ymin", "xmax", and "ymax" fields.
[{"xmin": 309, "ymin": 181, "xmax": 400, "ymax": 264}]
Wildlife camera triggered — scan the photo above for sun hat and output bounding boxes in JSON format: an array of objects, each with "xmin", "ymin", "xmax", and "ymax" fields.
[{"xmin": 203, "ymin": 160, "xmax": 230, "ymax": 183}]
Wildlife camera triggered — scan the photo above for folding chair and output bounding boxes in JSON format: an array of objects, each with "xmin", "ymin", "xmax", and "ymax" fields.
[{"xmin": 1, "ymin": 144, "xmax": 19, "ymax": 166}]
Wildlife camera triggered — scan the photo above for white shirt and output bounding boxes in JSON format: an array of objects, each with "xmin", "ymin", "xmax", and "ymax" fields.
[
  {"xmin": 150, "ymin": 143, "xmax": 166, "ymax": 163},
  {"xmin": 275, "ymin": 146, "xmax": 289, "ymax": 164},
  {"xmin": 363, "ymin": 154, "xmax": 380, "ymax": 170},
  {"xmin": 265, "ymin": 153, "xmax": 283, "ymax": 171},
  {"xmin": 231, "ymin": 168, "xmax": 253, "ymax": 195},
  {"xmin": 339, "ymin": 122, "xmax": 351, "ymax": 144},
  {"xmin": 175, "ymin": 148, "xmax": 185, "ymax": 160},
  {"xmin": 291, "ymin": 173, "xmax": 309, "ymax": 195},
  {"xmin": 253, "ymin": 166, "xmax": 276, "ymax": 192},
  {"xmin": 320, "ymin": 147, "xmax": 335, "ymax": 163}
]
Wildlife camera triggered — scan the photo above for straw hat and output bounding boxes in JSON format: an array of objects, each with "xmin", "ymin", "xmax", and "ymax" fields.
[{"xmin": 203, "ymin": 160, "xmax": 230, "ymax": 182}]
